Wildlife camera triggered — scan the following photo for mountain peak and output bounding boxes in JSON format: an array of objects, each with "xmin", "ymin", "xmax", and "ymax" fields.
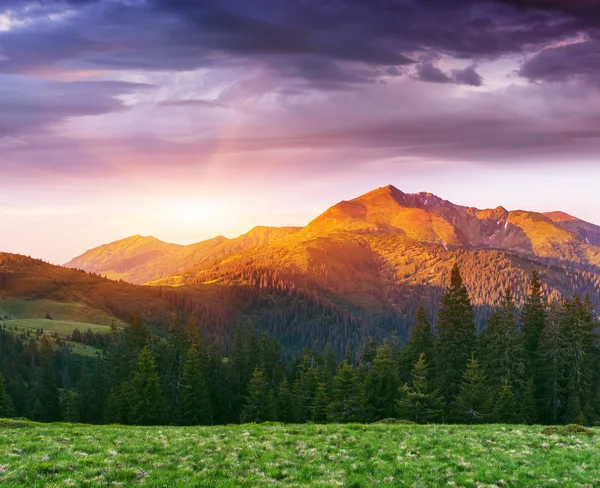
[{"xmin": 544, "ymin": 211, "xmax": 578, "ymax": 223}]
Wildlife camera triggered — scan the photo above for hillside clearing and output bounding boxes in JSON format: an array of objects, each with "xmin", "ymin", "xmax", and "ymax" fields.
[
  {"xmin": 0, "ymin": 421, "xmax": 598, "ymax": 487},
  {"xmin": 2, "ymin": 319, "xmax": 113, "ymax": 336},
  {"xmin": 0, "ymin": 299, "xmax": 125, "ymax": 327}
]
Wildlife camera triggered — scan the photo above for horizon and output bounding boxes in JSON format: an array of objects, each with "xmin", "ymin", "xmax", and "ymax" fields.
[
  {"xmin": 3, "ymin": 180, "xmax": 600, "ymax": 265},
  {"xmin": 3, "ymin": 0, "xmax": 600, "ymax": 263}
]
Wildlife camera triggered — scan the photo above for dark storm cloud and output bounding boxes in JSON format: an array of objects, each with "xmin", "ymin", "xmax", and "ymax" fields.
[
  {"xmin": 417, "ymin": 62, "xmax": 452, "ymax": 83},
  {"xmin": 520, "ymin": 40, "xmax": 600, "ymax": 84},
  {"xmin": 2, "ymin": 0, "xmax": 599, "ymax": 84},
  {"xmin": 452, "ymin": 65, "xmax": 484, "ymax": 86},
  {"xmin": 0, "ymin": 76, "xmax": 150, "ymax": 136}
]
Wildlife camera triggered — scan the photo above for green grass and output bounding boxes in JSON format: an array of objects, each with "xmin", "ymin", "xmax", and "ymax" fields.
[
  {"xmin": 0, "ymin": 319, "xmax": 109, "ymax": 358},
  {"xmin": 0, "ymin": 299, "xmax": 125, "ymax": 327},
  {"xmin": 4, "ymin": 319, "xmax": 112, "ymax": 336},
  {"xmin": 0, "ymin": 421, "xmax": 598, "ymax": 487}
]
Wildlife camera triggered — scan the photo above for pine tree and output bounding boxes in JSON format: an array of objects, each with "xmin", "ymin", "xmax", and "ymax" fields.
[
  {"xmin": 453, "ymin": 354, "xmax": 490, "ymax": 424},
  {"xmin": 0, "ymin": 374, "xmax": 13, "ymax": 418},
  {"xmin": 364, "ymin": 340, "xmax": 400, "ymax": 421},
  {"xmin": 519, "ymin": 378, "xmax": 537, "ymax": 425},
  {"xmin": 30, "ymin": 336, "xmax": 61, "ymax": 422},
  {"xmin": 293, "ymin": 352, "xmax": 320, "ymax": 422},
  {"xmin": 521, "ymin": 271, "xmax": 546, "ymax": 385},
  {"xmin": 538, "ymin": 302, "xmax": 569, "ymax": 424},
  {"xmin": 276, "ymin": 377, "xmax": 296, "ymax": 423},
  {"xmin": 493, "ymin": 378, "xmax": 517, "ymax": 424},
  {"xmin": 328, "ymin": 361, "xmax": 362, "ymax": 423},
  {"xmin": 562, "ymin": 296, "xmax": 598, "ymax": 424},
  {"xmin": 179, "ymin": 346, "xmax": 213, "ymax": 425},
  {"xmin": 435, "ymin": 264, "xmax": 476, "ymax": 408},
  {"xmin": 396, "ymin": 354, "xmax": 443, "ymax": 424},
  {"xmin": 130, "ymin": 347, "xmax": 165, "ymax": 425},
  {"xmin": 402, "ymin": 304, "xmax": 434, "ymax": 382},
  {"xmin": 312, "ymin": 383, "xmax": 329, "ymax": 423},
  {"xmin": 480, "ymin": 287, "xmax": 523, "ymax": 387},
  {"xmin": 61, "ymin": 390, "xmax": 80, "ymax": 423},
  {"xmin": 240, "ymin": 367, "xmax": 269, "ymax": 423}
]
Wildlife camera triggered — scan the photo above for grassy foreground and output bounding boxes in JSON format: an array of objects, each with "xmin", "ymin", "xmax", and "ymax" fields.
[{"xmin": 0, "ymin": 420, "xmax": 598, "ymax": 487}]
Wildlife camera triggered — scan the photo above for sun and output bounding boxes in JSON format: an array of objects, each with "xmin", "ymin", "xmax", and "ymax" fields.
[{"xmin": 167, "ymin": 199, "xmax": 227, "ymax": 225}]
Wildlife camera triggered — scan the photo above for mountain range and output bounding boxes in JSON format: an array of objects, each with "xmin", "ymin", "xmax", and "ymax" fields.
[
  {"xmin": 4, "ymin": 185, "xmax": 600, "ymax": 353},
  {"xmin": 67, "ymin": 185, "xmax": 600, "ymax": 283}
]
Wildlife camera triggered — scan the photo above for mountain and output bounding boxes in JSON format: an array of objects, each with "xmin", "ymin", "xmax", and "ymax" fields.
[
  {"xmin": 544, "ymin": 211, "xmax": 600, "ymax": 247},
  {"xmin": 60, "ymin": 185, "xmax": 600, "ymax": 353},
  {"xmin": 305, "ymin": 185, "xmax": 598, "ymax": 263},
  {"xmin": 0, "ymin": 252, "xmax": 176, "ymax": 327},
  {"xmin": 65, "ymin": 226, "xmax": 301, "ymax": 284}
]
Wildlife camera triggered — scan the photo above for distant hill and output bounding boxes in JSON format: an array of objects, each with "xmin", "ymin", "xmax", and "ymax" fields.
[
  {"xmin": 0, "ymin": 252, "xmax": 175, "ymax": 327},
  {"xmin": 65, "ymin": 226, "xmax": 301, "ymax": 284}
]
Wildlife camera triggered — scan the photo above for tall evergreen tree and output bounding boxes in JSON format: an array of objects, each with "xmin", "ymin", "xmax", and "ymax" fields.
[
  {"xmin": 538, "ymin": 301, "xmax": 569, "ymax": 424},
  {"xmin": 396, "ymin": 354, "xmax": 443, "ymax": 424},
  {"xmin": 521, "ymin": 271, "xmax": 546, "ymax": 378},
  {"xmin": 328, "ymin": 360, "xmax": 362, "ymax": 423},
  {"xmin": 402, "ymin": 304, "xmax": 434, "ymax": 382},
  {"xmin": 453, "ymin": 354, "xmax": 490, "ymax": 424},
  {"xmin": 364, "ymin": 340, "xmax": 400, "ymax": 421},
  {"xmin": 61, "ymin": 390, "xmax": 80, "ymax": 423},
  {"xmin": 29, "ymin": 336, "xmax": 61, "ymax": 422},
  {"xmin": 0, "ymin": 374, "xmax": 13, "ymax": 418},
  {"xmin": 179, "ymin": 345, "xmax": 213, "ymax": 425},
  {"xmin": 130, "ymin": 347, "xmax": 165, "ymax": 425},
  {"xmin": 276, "ymin": 377, "xmax": 296, "ymax": 423},
  {"xmin": 240, "ymin": 367, "xmax": 270, "ymax": 423},
  {"xmin": 312, "ymin": 383, "xmax": 329, "ymax": 423},
  {"xmin": 493, "ymin": 378, "xmax": 518, "ymax": 424},
  {"xmin": 435, "ymin": 264, "xmax": 476, "ymax": 408},
  {"xmin": 480, "ymin": 288, "xmax": 522, "ymax": 384}
]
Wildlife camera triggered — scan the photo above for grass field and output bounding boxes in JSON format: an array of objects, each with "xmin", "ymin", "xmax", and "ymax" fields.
[
  {"xmin": 0, "ymin": 420, "xmax": 598, "ymax": 487},
  {"xmin": 0, "ymin": 299, "xmax": 125, "ymax": 327},
  {"xmin": 0, "ymin": 319, "xmax": 111, "ymax": 358},
  {"xmin": 3, "ymin": 319, "xmax": 113, "ymax": 336}
]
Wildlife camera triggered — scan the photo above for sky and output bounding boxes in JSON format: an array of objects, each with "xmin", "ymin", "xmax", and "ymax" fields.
[{"xmin": 2, "ymin": 0, "xmax": 600, "ymax": 264}]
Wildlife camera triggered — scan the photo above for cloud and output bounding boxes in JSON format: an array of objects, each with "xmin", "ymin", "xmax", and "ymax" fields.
[
  {"xmin": 157, "ymin": 99, "xmax": 228, "ymax": 108},
  {"xmin": 417, "ymin": 61, "xmax": 452, "ymax": 83},
  {"xmin": 0, "ymin": 75, "xmax": 151, "ymax": 136},
  {"xmin": 0, "ymin": 0, "xmax": 594, "ymax": 87},
  {"xmin": 520, "ymin": 39, "xmax": 600, "ymax": 84},
  {"xmin": 452, "ymin": 65, "xmax": 484, "ymax": 86}
]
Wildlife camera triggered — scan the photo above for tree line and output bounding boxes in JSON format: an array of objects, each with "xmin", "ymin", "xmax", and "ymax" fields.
[{"xmin": 1, "ymin": 265, "xmax": 599, "ymax": 426}]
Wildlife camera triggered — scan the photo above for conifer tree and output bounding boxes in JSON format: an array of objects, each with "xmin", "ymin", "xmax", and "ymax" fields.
[
  {"xmin": 453, "ymin": 354, "xmax": 490, "ymax": 423},
  {"xmin": 31, "ymin": 336, "xmax": 61, "ymax": 422},
  {"xmin": 312, "ymin": 383, "xmax": 329, "ymax": 423},
  {"xmin": 61, "ymin": 390, "xmax": 80, "ymax": 423},
  {"xmin": 294, "ymin": 352, "xmax": 320, "ymax": 422},
  {"xmin": 493, "ymin": 378, "xmax": 517, "ymax": 424},
  {"xmin": 328, "ymin": 360, "xmax": 362, "ymax": 423},
  {"xmin": 519, "ymin": 378, "xmax": 537, "ymax": 425},
  {"xmin": 179, "ymin": 345, "xmax": 213, "ymax": 425},
  {"xmin": 130, "ymin": 347, "xmax": 165, "ymax": 425},
  {"xmin": 396, "ymin": 354, "xmax": 443, "ymax": 424},
  {"xmin": 435, "ymin": 264, "xmax": 476, "ymax": 407},
  {"xmin": 240, "ymin": 367, "xmax": 269, "ymax": 423},
  {"xmin": 521, "ymin": 271, "xmax": 546, "ymax": 380},
  {"xmin": 0, "ymin": 374, "xmax": 13, "ymax": 418},
  {"xmin": 276, "ymin": 377, "xmax": 296, "ymax": 423},
  {"xmin": 402, "ymin": 304, "xmax": 434, "ymax": 382},
  {"xmin": 364, "ymin": 340, "xmax": 400, "ymax": 421},
  {"xmin": 480, "ymin": 287, "xmax": 523, "ymax": 385},
  {"xmin": 538, "ymin": 302, "xmax": 568, "ymax": 424}
]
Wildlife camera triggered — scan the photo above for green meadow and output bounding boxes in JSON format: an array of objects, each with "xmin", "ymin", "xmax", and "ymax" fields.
[{"xmin": 0, "ymin": 420, "xmax": 598, "ymax": 487}]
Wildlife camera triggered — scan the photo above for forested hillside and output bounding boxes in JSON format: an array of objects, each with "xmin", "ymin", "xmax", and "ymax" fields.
[{"xmin": 2, "ymin": 266, "xmax": 598, "ymax": 427}]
